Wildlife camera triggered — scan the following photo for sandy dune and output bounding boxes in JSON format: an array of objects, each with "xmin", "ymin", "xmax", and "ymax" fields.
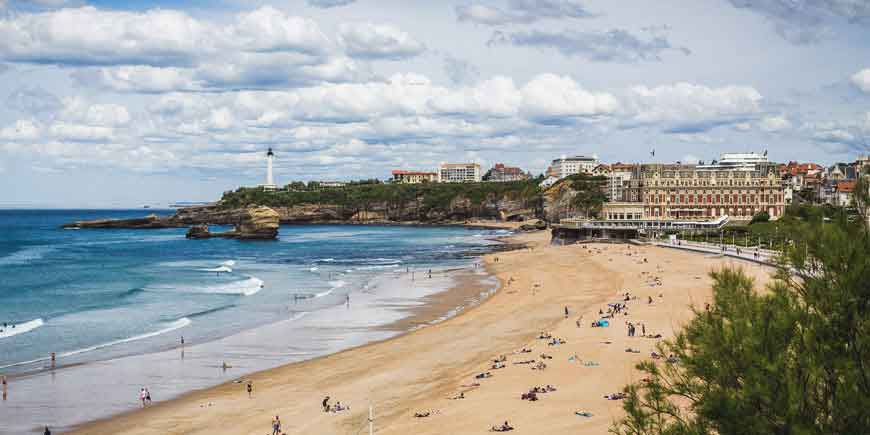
[{"xmin": 74, "ymin": 231, "xmax": 773, "ymax": 435}]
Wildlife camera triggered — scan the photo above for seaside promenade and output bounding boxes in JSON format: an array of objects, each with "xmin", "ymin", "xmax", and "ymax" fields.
[{"xmin": 73, "ymin": 230, "xmax": 774, "ymax": 435}]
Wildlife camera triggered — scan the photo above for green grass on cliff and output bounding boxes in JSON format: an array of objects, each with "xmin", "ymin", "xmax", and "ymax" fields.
[{"xmin": 218, "ymin": 180, "xmax": 544, "ymax": 217}]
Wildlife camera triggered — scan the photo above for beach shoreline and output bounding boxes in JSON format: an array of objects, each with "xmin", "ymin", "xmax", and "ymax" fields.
[{"xmin": 70, "ymin": 230, "xmax": 774, "ymax": 435}]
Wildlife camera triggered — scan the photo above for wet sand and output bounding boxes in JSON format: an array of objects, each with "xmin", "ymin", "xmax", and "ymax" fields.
[{"xmin": 72, "ymin": 231, "xmax": 774, "ymax": 434}]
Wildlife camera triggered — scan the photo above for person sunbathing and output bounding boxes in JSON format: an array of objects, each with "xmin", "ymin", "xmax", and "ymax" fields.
[
  {"xmin": 545, "ymin": 385, "xmax": 556, "ymax": 392},
  {"xmin": 449, "ymin": 392, "xmax": 465, "ymax": 400},
  {"xmin": 625, "ymin": 347, "xmax": 640, "ymax": 353},
  {"xmin": 491, "ymin": 421, "xmax": 514, "ymax": 432},
  {"xmin": 475, "ymin": 372, "xmax": 493, "ymax": 379},
  {"xmin": 604, "ymin": 392, "xmax": 626, "ymax": 400},
  {"xmin": 514, "ymin": 359, "xmax": 535, "ymax": 365},
  {"xmin": 414, "ymin": 411, "xmax": 431, "ymax": 418},
  {"xmin": 650, "ymin": 352, "xmax": 662, "ymax": 359},
  {"xmin": 521, "ymin": 391, "xmax": 538, "ymax": 401},
  {"xmin": 518, "ymin": 348, "xmax": 532, "ymax": 353},
  {"xmin": 533, "ymin": 361, "xmax": 547, "ymax": 370},
  {"xmin": 491, "ymin": 362, "xmax": 505, "ymax": 369},
  {"xmin": 539, "ymin": 353, "xmax": 552, "ymax": 360}
]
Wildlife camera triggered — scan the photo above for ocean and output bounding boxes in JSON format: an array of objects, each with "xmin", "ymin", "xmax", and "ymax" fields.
[{"xmin": 0, "ymin": 210, "xmax": 506, "ymax": 433}]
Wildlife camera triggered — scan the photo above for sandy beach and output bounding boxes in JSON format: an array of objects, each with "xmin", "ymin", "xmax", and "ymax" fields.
[{"xmin": 73, "ymin": 230, "xmax": 774, "ymax": 435}]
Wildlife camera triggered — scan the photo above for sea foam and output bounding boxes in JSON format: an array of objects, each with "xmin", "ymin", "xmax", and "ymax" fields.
[{"xmin": 0, "ymin": 318, "xmax": 44, "ymax": 339}]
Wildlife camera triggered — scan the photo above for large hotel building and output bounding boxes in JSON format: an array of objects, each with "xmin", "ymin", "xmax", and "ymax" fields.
[{"xmin": 605, "ymin": 153, "xmax": 786, "ymax": 222}]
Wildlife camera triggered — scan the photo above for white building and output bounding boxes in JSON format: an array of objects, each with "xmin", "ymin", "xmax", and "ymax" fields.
[
  {"xmin": 438, "ymin": 163, "xmax": 482, "ymax": 183},
  {"xmin": 260, "ymin": 148, "xmax": 278, "ymax": 191},
  {"xmin": 539, "ymin": 176, "xmax": 560, "ymax": 189},
  {"xmin": 550, "ymin": 155, "xmax": 599, "ymax": 179}
]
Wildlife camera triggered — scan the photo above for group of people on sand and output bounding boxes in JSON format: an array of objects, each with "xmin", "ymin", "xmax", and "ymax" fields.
[
  {"xmin": 321, "ymin": 395, "xmax": 349, "ymax": 413},
  {"xmin": 626, "ymin": 321, "xmax": 645, "ymax": 337}
]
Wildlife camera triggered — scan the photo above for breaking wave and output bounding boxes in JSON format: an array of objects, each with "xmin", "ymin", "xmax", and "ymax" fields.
[
  {"xmin": 0, "ymin": 318, "xmax": 44, "ymax": 339},
  {"xmin": 0, "ymin": 317, "xmax": 191, "ymax": 370}
]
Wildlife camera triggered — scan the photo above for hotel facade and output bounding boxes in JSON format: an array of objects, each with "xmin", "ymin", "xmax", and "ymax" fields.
[{"xmin": 607, "ymin": 153, "xmax": 787, "ymax": 222}]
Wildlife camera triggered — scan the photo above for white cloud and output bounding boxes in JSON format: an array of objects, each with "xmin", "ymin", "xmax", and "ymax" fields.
[
  {"xmin": 624, "ymin": 82, "xmax": 763, "ymax": 132},
  {"xmin": 49, "ymin": 123, "xmax": 115, "ymax": 142},
  {"xmin": 456, "ymin": 0, "xmax": 594, "ymax": 25},
  {"xmin": 338, "ymin": 22, "xmax": 425, "ymax": 60},
  {"xmin": 0, "ymin": 7, "xmax": 211, "ymax": 66},
  {"xmin": 232, "ymin": 7, "xmax": 331, "ymax": 55},
  {"xmin": 307, "ymin": 0, "xmax": 355, "ymax": 8},
  {"xmin": 519, "ymin": 74, "xmax": 619, "ymax": 121},
  {"xmin": 76, "ymin": 66, "xmax": 197, "ymax": 93},
  {"xmin": 851, "ymin": 68, "xmax": 870, "ymax": 93},
  {"xmin": 0, "ymin": 6, "xmax": 359, "ymax": 91},
  {"xmin": 488, "ymin": 28, "xmax": 690, "ymax": 62},
  {"xmin": 58, "ymin": 97, "xmax": 131, "ymax": 127},
  {"xmin": 809, "ymin": 112, "xmax": 870, "ymax": 153},
  {"xmin": 0, "ymin": 119, "xmax": 41, "ymax": 141},
  {"xmin": 758, "ymin": 114, "xmax": 792, "ymax": 132},
  {"xmin": 725, "ymin": 0, "xmax": 870, "ymax": 44}
]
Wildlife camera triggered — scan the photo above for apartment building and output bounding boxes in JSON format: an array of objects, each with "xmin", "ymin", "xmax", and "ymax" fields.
[
  {"xmin": 438, "ymin": 163, "xmax": 482, "ymax": 183},
  {"xmin": 548, "ymin": 155, "xmax": 599, "ymax": 179},
  {"xmin": 484, "ymin": 163, "xmax": 529, "ymax": 182},
  {"xmin": 391, "ymin": 170, "xmax": 437, "ymax": 184}
]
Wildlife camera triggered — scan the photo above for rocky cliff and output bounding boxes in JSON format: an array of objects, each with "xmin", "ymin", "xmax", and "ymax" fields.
[{"xmin": 178, "ymin": 196, "xmax": 537, "ymax": 225}]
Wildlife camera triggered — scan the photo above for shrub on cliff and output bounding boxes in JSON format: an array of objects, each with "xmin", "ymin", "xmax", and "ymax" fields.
[{"xmin": 612, "ymin": 217, "xmax": 870, "ymax": 435}]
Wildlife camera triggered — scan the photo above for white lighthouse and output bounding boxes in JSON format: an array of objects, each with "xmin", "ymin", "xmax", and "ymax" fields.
[{"xmin": 261, "ymin": 148, "xmax": 277, "ymax": 191}]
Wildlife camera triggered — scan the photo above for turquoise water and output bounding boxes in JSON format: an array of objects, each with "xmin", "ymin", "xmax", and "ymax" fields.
[{"xmin": 0, "ymin": 210, "xmax": 505, "ymax": 433}]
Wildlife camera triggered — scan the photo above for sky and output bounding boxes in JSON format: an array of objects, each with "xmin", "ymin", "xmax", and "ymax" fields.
[{"xmin": 0, "ymin": 0, "xmax": 869, "ymax": 207}]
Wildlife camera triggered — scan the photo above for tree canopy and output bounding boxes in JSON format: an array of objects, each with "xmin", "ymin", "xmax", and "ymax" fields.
[{"xmin": 612, "ymin": 215, "xmax": 870, "ymax": 435}]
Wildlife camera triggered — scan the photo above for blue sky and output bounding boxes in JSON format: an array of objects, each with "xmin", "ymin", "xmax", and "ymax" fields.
[{"xmin": 0, "ymin": 0, "xmax": 869, "ymax": 207}]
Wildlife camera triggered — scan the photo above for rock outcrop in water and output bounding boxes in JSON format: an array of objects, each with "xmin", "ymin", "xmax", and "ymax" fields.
[
  {"xmin": 185, "ymin": 206, "xmax": 280, "ymax": 240},
  {"xmin": 62, "ymin": 214, "xmax": 186, "ymax": 229},
  {"xmin": 63, "ymin": 207, "xmax": 281, "ymax": 240}
]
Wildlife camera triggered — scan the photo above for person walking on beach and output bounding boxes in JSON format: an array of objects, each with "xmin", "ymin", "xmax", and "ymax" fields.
[
  {"xmin": 145, "ymin": 388, "xmax": 152, "ymax": 405},
  {"xmin": 139, "ymin": 388, "xmax": 147, "ymax": 407},
  {"xmin": 322, "ymin": 395, "xmax": 330, "ymax": 412},
  {"xmin": 246, "ymin": 381, "xmax": 253, "ymax": 398},
  {"xmin": 564, "ymin": 306, "xmax": 569, "ymax": 318},
  {"xmin": 271, "ymin": 415, "xmax": 281, "ymax": 435},
  {"xmin": 44, "ymin": 426, "xmax": 51, "ymax": 435},
  {"xmin": 180, "ymin": 336, "xmax": 184, "ymax": 347}
]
